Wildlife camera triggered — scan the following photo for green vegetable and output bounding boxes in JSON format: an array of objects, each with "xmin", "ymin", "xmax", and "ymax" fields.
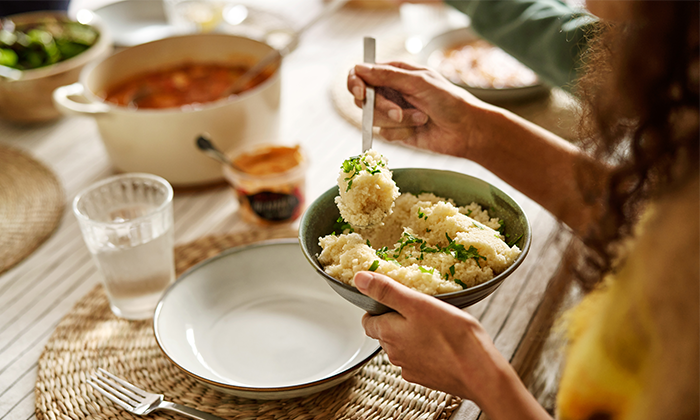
[
  {"xmin": 368, "ymin": 260, "xmax": 379, "ymax": 271},
  {"xmin": 340, "ymin": 153, "xmax": 386, "ymax": 191},
  {"xmin": 0, "ymin": 18, "xmax": 98, "ymax": 71},
  {"xmin": 497, "ymin": 219, "xmax": 506, "ymax": 235},
  {"xmin": 444, "ymin": 236, "xmax": 487, "ymax": 267},
  {"xmin": 376, "ymin": 246, "xmax": 390, "ymax": 260},
  {"xmin": 418, "ymin": 266, "xmax": 434, "ymax": 275},
  {"xmin": 331, "ymin": 216, "xmax": 354, "ymax": 235},
  {"xmin": 455, "ymin": 279, "xmax": 468, "ymax": 289},
  {"xmin": 507, "ymin": 234, "xmax": 523, "ymax": 247}
]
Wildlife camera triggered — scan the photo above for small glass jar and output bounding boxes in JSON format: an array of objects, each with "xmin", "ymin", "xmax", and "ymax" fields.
[{"xmin": 223, "ymin": 144, "xmax": 307, "ymax": 225}]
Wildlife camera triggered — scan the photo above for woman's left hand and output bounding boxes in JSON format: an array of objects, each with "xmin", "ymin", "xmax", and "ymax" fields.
[
  {"xmin": 354, "ymin": 271, "xmax": 553, "ymax": 420},
  {"xmin": 354, "ymin": 271, "xmax": 508, "ymax": 404}
]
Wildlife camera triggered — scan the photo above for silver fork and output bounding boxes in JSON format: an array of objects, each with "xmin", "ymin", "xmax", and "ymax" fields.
[{"xmin": 87, "ymin": 368, "xmax": 225, "ymax": 420}]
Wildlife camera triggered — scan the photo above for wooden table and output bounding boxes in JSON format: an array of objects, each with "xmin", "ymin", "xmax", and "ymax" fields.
[{"xmin": 0, "ymin": 1, "xmax": 573, "ymax": 418}]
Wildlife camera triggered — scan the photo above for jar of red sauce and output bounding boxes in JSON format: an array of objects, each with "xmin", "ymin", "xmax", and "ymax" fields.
[{"xmin": 223, "ymin": 144, "xmax": 307, "ymax": 225}]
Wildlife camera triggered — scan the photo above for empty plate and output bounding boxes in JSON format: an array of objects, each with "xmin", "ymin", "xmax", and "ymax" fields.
[{"xmin": 154, "ymin": 239, "xmax": 380, "ymax": 399}]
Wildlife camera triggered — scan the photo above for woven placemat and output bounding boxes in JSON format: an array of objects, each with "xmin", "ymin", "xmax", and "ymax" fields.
[
  {"xmin": 0, "ymin": 145, "xmax": 64, "ymax": 276},
  {"xmin": 36, "ymin": 227, "xmax": 461, "ymax": 420},
  {"xmin": 330, "ymin": 36, "xmax": 580, "ymax": 141}
]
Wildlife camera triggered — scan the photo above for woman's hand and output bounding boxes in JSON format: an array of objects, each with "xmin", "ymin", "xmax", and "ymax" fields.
[
  {"xmin": 348, "ymin": 61, "xmax": 609, "ymax": 236},
  {"xmin": 354, "ymin": 271, "xmax": 552, "ymax": 420},
  {"xmin": 347, "ymin": 62, "xmax": 495, "ymax": 159}
]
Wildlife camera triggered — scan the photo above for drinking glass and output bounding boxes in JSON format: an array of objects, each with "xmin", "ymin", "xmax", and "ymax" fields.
[
  {"xmin": 163, "ymin": 0, "xmax": 225, "ymax": 34},
  {"xmin": 73, "ymin": 173, "xmax": 175, "ymax": 320}
]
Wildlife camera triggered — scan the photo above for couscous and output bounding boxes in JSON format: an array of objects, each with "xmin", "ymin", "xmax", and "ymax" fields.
[
  {"xmin": 319, "ymin": 187, "xmax": 522, "ymax": 295},
  {"xmin": 334, "ymin": 149, "xmax": 400, "ymax": 228}
]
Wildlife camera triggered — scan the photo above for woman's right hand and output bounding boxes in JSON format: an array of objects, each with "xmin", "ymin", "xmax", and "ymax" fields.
[{"xmin": 347, "ymin": 61, "xmax": 496, "ymax": 159}]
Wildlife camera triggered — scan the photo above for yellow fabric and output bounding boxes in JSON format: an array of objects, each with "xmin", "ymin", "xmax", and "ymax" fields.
[{"xmin": 556, "ymin": 174, "xmax": 700, "ymax": 420}]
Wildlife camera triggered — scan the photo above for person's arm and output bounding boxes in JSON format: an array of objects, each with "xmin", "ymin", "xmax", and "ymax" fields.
[
  {"xmin": 348, "ymin": 62, "xmax": 610, "ymax": 235},
  {"xmin": 444, "ymin": 0, "xmax": 597, "ymax": 90},
  {"xmin": 354, "ymin": 271, "xmax": 552, "ymax": 420}
]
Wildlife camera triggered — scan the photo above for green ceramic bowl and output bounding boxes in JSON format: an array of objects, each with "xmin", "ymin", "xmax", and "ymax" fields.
[{"xmin": 299, "ymin": 168, "xmax": 531, "ymax": 314}]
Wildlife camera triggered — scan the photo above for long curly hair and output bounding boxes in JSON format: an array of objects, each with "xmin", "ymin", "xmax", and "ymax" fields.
[{"xmin": 574, "ymin": 1, "xmax": 699, "ymax": 290}]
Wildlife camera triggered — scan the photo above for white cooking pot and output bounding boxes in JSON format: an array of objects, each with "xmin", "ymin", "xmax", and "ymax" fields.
[{"xmin": 53, "ymin": 33, "xmax": 281, "ymax": 187}]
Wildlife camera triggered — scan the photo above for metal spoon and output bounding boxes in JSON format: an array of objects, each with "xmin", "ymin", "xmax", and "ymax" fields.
[
  {"xmin": 224, "ymin": 0, "xmax": 349, "ymax": 96},
  {"xmin": 361, "ymin": 36, "xmax": 376, "ymax": 153},
  {"xmin": 195, "ymin": 134, "xmax": 242, "ymax": 171}
]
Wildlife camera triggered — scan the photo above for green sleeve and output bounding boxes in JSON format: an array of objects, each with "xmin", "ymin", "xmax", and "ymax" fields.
[{"xmin": 444, "ymin": 0, "xmax": 597, "ymax": 90}]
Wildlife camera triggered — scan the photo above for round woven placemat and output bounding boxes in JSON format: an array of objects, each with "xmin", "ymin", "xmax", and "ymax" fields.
[
  {"xmin": 0, "ymin": 145, "xmax": 64, "ymax": 276},
  {"xmin": 36, "ymin": 227, "xmax": 461, "ymax": 420}
]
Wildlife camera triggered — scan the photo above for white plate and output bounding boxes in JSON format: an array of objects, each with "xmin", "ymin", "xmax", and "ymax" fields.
[
  {"xmin": 154, "ymin": 239, "xmax": 380, "ymax": 400},
  {"xmin": 92, "ymin": 1, "xmax": 296, "ymax": 50},
  {"xmin": 420, "ymin": 27, "xmax": 550, "ymax": 103},
  {"xmin": 92, "ymin": 0, "xmax": 176, "ymax": 47}
]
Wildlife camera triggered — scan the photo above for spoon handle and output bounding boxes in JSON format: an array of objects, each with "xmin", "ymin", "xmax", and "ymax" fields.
[{"xmin": 362, "ymin": 37, "xmax": 376, "ymax": 154}]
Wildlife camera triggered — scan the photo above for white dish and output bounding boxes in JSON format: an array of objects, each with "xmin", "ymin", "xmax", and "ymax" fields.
[
  {"xmin": 154, "ymin": 239, "xmax": 380, "ymax": 399},
  {"xmin": 91, "ymin": 1, "xmax": 296, "ymax": 50},
  {"xmin": 92, "ymin": 0, "xmax": 175, "ymax": 47},
  {"xmin": 420, "ymin": 27, "xmax": 550, "ymax": 103}
]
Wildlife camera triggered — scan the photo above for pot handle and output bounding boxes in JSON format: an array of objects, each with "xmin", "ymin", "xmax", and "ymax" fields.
[{"xmin": 52, "ymin": 83, "xmax": 110, "ymax": 116}]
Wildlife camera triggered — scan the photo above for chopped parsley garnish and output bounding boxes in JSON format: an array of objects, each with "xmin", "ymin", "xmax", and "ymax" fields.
[
  {"xmin": 368, "ymin": 260, "xmax": 379, "ymax": 271},
  {"xmin": 507, "ymin": 234, "xmax": 523, "ymax": 247},
  {"xmin": 455, "ymin": 279, "xmax": 468, "ymax": 289},
  {"xmin": 331, "ymin": 216, "xmax": 354, "ymax": 235},
  {"xmin": 418, "ymin": 266, "xmax": 435, "ymax": 275},
  {"xmin": 497, "ymin": 220, "xmax": 506, "ymax": 235},
  {"xmin": 366, "ymin": 239, "xmax": 372, "ymax": 247},
  {"xmin": 449, "ymin": 265, "xmax": 456, "ymax": 276},
  {"xmin": 394, "ymin": 232, "xmax": 422, "ymax": 257},
  {"xmin": 444, "ymin": 236, "xmax": 487, "ymax": 267},
  {"xmin": 340, "ymin": 154, "xmax": 386, "ymax": 191},
  {"xmin": 417, "ymin": 208, "xmax": 428, "ymax": 220},
  {"xmin": 419, "ymin": 242, "xmax": 439, "ymax": 254}
]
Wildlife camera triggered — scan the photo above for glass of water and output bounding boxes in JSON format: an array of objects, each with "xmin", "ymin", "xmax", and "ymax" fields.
[
  {"xmin": 163, "ymin": 0, "xmax": 225, "ymax": 34},
  {"xmin": 73, "ymin": 173, "xmax": 175, "ymax": 320}
]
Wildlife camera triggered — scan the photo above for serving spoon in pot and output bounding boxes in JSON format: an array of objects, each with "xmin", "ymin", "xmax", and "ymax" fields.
[{"xmin": 224, "ymin": 0, "xmax": 349, "ymax": 96}]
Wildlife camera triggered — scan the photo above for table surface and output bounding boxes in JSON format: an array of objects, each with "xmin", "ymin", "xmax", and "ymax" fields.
[{"xmin": 0, "ymin": 1, "xmax": 572, "ymax": 419}]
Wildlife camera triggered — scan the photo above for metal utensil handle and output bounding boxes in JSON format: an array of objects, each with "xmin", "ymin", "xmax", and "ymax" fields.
[
  {"xmin": 284, "ymin": 0, "xmax": 348, "ymax": 56},
  {"xmin": 362, "ymin": 37, "xmax": 376, "ymax": 153},
  {"xmin": 160, "ymin": 402, "xmax": 226, "ymax": 420},
  {"xmin": 227, "ymin": 0, "xmax": 348, "ymax": 95}
]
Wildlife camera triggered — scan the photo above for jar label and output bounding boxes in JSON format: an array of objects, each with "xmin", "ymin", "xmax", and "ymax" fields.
[{"xmin": 246, "ymin": 191, "xmax": 301, "ymax": 221}]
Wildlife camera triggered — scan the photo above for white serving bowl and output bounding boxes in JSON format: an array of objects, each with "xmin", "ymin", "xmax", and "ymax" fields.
[
  {"xmin": 154, "ymin": 239, "xmax": 380, "ymax": 399},
  {"xmin": 53, "ymin": 33, "xmax": 281, "ymax": 187}
]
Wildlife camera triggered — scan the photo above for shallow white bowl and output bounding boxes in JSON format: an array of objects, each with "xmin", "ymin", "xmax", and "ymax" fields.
[
  {"xmin": 420, "ymin": 27, "xmax": 550, "ymax": 103},
  {"xmin": 154, "ymin": 239, "xmax": 380, "ymax": 399},
  {"xmin": 92, "ymin": 0, "xmax": 175, "ymax": 47}
]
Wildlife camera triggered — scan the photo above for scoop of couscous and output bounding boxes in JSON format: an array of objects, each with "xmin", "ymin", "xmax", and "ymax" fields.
[
  {"xmin": 319, "ymin": 191, "xmax": 522, "ymax": 295},
  {"xmin": 334, "ymin": 149, "xmax": 400, "ymax": 228}
]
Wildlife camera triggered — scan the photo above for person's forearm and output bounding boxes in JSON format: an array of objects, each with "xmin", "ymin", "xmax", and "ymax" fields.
[
  {"xmin": 466, "ymin": 104, "xmax": 609, "ymax": 235},
  {"xmin": 445, "ymin": 0, "xmax": 597, "ymax": 90},
  {"xmin": 476, "ymin": 360, "xmax": 553, "ymax": 420}
]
